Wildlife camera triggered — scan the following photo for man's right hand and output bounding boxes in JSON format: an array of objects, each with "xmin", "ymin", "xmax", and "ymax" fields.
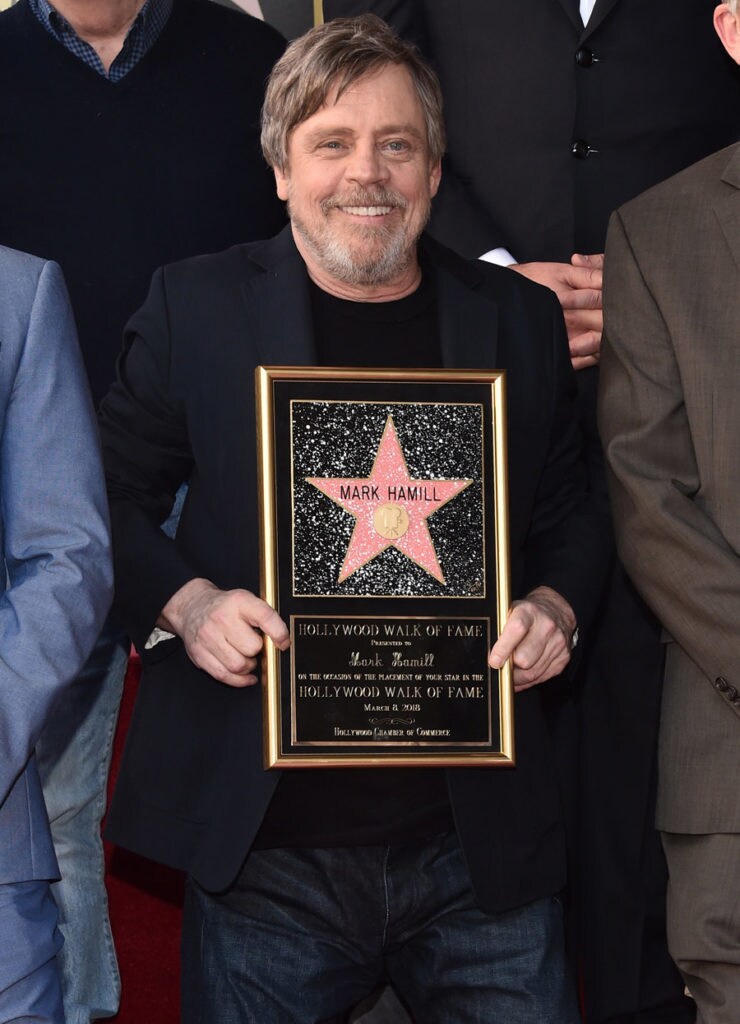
[
  {"xmin": 158, "ymin": 578, "xmax": 290, "ymax": 687},
  {"xmin": 510, "ymin": 255, "xmax": 604, "ymax": 370}
]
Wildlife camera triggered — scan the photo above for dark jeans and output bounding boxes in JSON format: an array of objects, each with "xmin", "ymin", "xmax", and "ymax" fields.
[{"xmin": 181, "ymin": 831, "xmax": 579, "ymax": 1024}]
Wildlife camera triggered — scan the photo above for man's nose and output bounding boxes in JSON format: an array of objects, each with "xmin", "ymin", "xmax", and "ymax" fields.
[{"xmin": 345, "ymin": 142, "xmax": 389, "ymax": 186}]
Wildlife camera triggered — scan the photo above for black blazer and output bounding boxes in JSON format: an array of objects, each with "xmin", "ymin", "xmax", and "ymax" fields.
[
  {"xmin": 100, "ymin": 228, "xmax": 610, "ymax": 909},
  {"xmin": 325, "ymin": 0, "xmax": 740, "ymax": 261}
]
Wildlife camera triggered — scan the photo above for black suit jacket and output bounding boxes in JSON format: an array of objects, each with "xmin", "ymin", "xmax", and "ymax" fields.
[
  {"xmin": 325, "ymin": 0, "xmax": 740, "ymax": 261},
  {"xmin": 100, "ymin": 228, "xmax": 609, "ymax": 909}
]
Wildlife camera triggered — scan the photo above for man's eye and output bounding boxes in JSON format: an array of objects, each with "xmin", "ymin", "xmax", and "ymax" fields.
[
  {"xmin": 321, "ymin": 140, "xmax": 344, "ymax": 150},
  {"xmin": 385, "ymin": 140, "xmax": 409, "ymax": 153}
]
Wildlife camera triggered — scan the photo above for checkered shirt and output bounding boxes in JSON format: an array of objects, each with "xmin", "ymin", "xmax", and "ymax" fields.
[{"xmin": 27, "ymin": 0, "xmax": 172, "ymax": 81}]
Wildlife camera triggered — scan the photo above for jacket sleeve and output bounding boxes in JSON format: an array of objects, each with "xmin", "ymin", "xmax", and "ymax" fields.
[
  {"xmin": 0, "ymin": 259, "xmax": 112, "ymax": 805},
  {"xmin": 520, "ymin": 292, "xmax": 612, "ymax": 634},
  {"xmin": 599, "ymin": 210, "xmax": 740, "ymax": 695},
  {"xmin": 99, "ymin": 267, "xmax": 201, "ymax": 654}
]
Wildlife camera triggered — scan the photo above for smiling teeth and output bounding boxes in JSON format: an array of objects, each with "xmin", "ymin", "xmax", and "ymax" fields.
[{"xmin": 341, "ymin": 206, "xmax": 393, "ymax": 216}]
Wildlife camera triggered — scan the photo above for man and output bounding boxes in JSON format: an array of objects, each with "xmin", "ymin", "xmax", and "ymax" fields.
[
  {"xmin": 0, "ymin": 1, "xmax": 286, "ymax": 1018},
  {"xmin": 323, "ymin": 4, "xmax": 740, "ymax": 1020},
  {"xmin": 599, "ymin": 4, "xmax": 740, "ymax": 1020},
  {"xmin": 324, "ymin": 0, "xmax": 740, "ymax": 360},
  {"xmin": 100, "ymin": 16, "xmax": 610, "ymax": 1021},
  {"xmin": 0, "ymin": 247, "xmax": 112, "ymax": 1022}
]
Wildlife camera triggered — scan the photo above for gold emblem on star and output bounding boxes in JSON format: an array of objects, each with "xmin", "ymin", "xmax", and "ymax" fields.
[{"xmin": 373, "ymin": 502, "xmax": 409, "ymax": 540}]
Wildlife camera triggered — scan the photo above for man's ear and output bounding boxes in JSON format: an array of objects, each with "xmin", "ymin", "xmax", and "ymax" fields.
[
  {"xmin": 274, "ymin": 165, "xmax": 290, "ymax": 202},
  {"xmin": 429, "ymin": 160, "xmax": 442, "ymax": 200},
  {"xmin": 714, "ymin": 3, "xmax": 740, "ymax": 63}
]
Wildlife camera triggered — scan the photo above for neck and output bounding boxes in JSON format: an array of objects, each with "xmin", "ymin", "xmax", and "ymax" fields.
[
  {"xmin": 294, "ymin": 235, "xmax": 422, "ymax": 303},
  {"xmin": 50, "ymin": 0, "xmax": 146, "ymax": 70}
]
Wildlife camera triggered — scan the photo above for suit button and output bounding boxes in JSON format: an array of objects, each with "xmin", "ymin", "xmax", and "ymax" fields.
[
  {"xmin": 571, "ymin": 139, "xmax": 596, "ymax": 159},
  {"xmin": 575, "ymin": 46, "xmax": 595, "ymax": 66},
  {"xmin": 727, "ymin": 686, "xmax": 738, "ymax": 702},
  {"xmin": 715, "ymin": 676, "xmax": 729, "ymax": 692}
]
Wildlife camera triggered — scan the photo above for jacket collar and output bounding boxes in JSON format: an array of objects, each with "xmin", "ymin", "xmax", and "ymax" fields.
[
  {"xmin": 242, "ymin": 227, "xmax": 499, "ymax": 371},
  {"xmin": 555, "ymin": 0, "xmax": 620, "ymax": 40},
  {"xmin": 581, "ymin": 0, "xmax": 619, "ymax": 39}
]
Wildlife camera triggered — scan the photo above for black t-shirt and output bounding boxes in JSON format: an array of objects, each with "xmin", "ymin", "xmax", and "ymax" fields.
[{"xmin": 253, "ymin": 272, "xmax": 456, "ymax": 850}]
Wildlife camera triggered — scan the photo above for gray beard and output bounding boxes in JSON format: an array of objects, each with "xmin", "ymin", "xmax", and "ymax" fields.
[
  {"xmin": 288, "ymin": 188, "xmax": 429, "ymax": 287},
  {"xmin": 291, "ymin": 214, "xmax": 415, "ymax": 286}
]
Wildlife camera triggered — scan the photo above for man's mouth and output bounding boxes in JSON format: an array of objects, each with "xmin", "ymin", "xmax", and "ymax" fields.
[{"xmin": 338, "ymin": 205, "xmax": 394, "ymax": 217}]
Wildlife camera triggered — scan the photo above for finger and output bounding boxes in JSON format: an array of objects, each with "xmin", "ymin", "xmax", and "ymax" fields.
[
  {"xmin": 570, "ymin": 252, "xmax": 604, "ymax": 270},
  {"xmin": 565, "ymin": 308, "xmax": 602, "ymax": 333},
  {"xmin": 571, "ymin": 354, "xmax": 599, "ymax": 371},
  {"xmin": 240, "ymin": 596, "xmax": 291, "ymax": 649},
  {"xmin": 567, "ymin": 328, "xmax": 601, "ymax": 359},
  {"xmin": 512, "ymin": 629, "xmax": 570, "ymax": 689},
  {"xmin": 562, "ymin": 265, "xmax": 603, "ymax": 293},
  {"xmin": 192, "ymin": 622, "xmax": 261, "ymax": 670},
  {"xmin": 559, "ymin": 287, "xmax": 602, "ymax": 312},
  {"xmin": 191, "ymin": 606, "xmax": 264, "ymax": 661},
  {"xmin": 187, "ymin": 644, "xmax": 259, "ymax": 688},
  {"xmin": 513, "ymin": 648, "xmax": 570, "ymax": 691},
  {"xmin": 488, "ymin": 605, "xmax": 534, "ymax": 668},
  {"xmin": 508, "ymin": 617, "xmax": 557, "ymax": 673}
]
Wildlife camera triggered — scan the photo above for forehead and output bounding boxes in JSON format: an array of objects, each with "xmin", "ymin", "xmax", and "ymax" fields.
[{"xmin": 292, "ymin": 64, "xmax": 427, "ymax": 142}]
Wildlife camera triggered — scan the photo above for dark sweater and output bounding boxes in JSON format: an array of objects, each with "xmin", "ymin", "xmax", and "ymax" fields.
[{"xmin": 0, "ymin": 0, "xmax": 286, "ymax": 405}]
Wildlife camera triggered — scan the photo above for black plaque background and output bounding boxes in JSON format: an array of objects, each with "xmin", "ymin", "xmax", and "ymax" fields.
[{"xmin": 264, "ymin": 375, "xmax": 508, "ymax": 764}]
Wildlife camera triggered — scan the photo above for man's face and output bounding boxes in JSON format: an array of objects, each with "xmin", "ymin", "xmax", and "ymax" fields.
[{"xmin": 274, "ymin": 63, "xmax": 442, "ymax": 297}]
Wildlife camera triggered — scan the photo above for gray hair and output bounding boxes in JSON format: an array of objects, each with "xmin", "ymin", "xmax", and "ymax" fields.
[{"xmin": 261, "ymin": 14, "xmax": 445, "ymax": 171}]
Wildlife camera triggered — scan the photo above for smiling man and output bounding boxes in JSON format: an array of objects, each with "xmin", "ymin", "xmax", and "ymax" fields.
[
  {"xmin": 271, "ymin": 61, "xmax": 440, "ymax": 297},
  {"xmin": 99, "ymin": 15, "xmax": 610, "ymax": 1022}
]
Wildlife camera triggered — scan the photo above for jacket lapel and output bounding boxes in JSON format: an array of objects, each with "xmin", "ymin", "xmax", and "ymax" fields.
[
  {"xmin": 428, "ymin": 250, "xmax": 499, "ymax": 371},
  {"xmin": 581, "ymin": 0, "xmax": 620, "ymax": 39},
  {"xmin": 555, "ymin": 0, "xmax": 583, "ymax": 34},
  {"xmin": 241, "ymin": 227, "xmax": 317, "ymax": 368},
  {"xmin": 717, "ymin": 145, "xmax": 740, "ymax": 273}
]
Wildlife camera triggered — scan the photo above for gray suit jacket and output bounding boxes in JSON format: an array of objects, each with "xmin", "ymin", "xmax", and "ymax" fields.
[
  {"xmin": 599, "ymin": 144, "xmax": 740, "ymax": 833},
  {"xmin": 0, "ymin": 247, "xmax": 112, "ymax": 886}
]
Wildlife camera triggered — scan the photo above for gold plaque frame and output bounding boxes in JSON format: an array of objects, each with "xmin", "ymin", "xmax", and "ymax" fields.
[{"xmin": 256, "ymin": 367, "xmax": 513, "ymax": 768}]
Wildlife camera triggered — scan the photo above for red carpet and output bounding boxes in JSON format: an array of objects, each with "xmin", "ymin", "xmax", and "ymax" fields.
[{"xmin": 105, "ymin": 655, "xmax": 183, "ymax": 1023}]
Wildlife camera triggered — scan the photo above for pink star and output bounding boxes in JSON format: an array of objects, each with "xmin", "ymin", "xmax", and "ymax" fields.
[{"xmin": 307, "ymin": 415, "xmax": 472, "ymax": 584}]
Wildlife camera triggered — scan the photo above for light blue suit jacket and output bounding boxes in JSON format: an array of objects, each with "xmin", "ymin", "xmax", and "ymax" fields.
[{"xmin": 0, "ymin": 246, "xmax": 112, "ymax": 886}]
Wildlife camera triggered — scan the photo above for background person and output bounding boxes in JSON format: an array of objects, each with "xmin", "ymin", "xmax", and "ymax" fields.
[
  {"xmin": 599, "ymin": 5, "xmax": 740, "ymax": 1019},
  {"xmin": 322, "ymin": 2, "xmax": 740, "ymax": 1021},
  {"xmin": 0, "ymin": 1, "xmax": 286, "ymax": 1019},
  {"xmin": 0, "ymin": 247, "xmax": 112, "ymax": 1023}
]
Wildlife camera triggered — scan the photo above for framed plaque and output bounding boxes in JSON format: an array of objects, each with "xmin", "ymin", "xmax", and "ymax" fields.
[{"xmin": 256, "ymin": 367, "xmax": 513, "ymax": 768}]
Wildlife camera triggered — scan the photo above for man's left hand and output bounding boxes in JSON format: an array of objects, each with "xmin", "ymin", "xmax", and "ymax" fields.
[
  {"xmin": 488, "ymin": 586, "xmax": 577, "ymax": 691},
  {"xmin": 510, "ymin": 254, "xmax": 603, "ymax": 371}
]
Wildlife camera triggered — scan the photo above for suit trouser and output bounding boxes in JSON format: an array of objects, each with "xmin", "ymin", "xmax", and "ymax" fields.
[
  {"xmin": 662, "ymin": 832, "xmax": 740, "ymax": 1024},
  {"xmin": 35, "ymin": 615, "xmax": 128, "ymax": 1024},
  {"xmin": 36, "ymin": 486, "xmax": 186, "ymax": 1023},
  {"xmin": 577, "ymin": 564, "xmax": 693, "ymax": 1024},
  {"xmin": 0, "ymin": 880, "xmax": 64, "ymax": 1023}
]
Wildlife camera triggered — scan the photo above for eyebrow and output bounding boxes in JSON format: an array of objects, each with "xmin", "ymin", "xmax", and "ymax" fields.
[{"xmin": 302, "ymin": 123, "xmax": 425, "ymax": 145}]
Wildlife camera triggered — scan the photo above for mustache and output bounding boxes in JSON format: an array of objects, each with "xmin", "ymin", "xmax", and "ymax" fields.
[{"xmin": 320, "ymin": 189, "xmax": 408, "ymax": 213}]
